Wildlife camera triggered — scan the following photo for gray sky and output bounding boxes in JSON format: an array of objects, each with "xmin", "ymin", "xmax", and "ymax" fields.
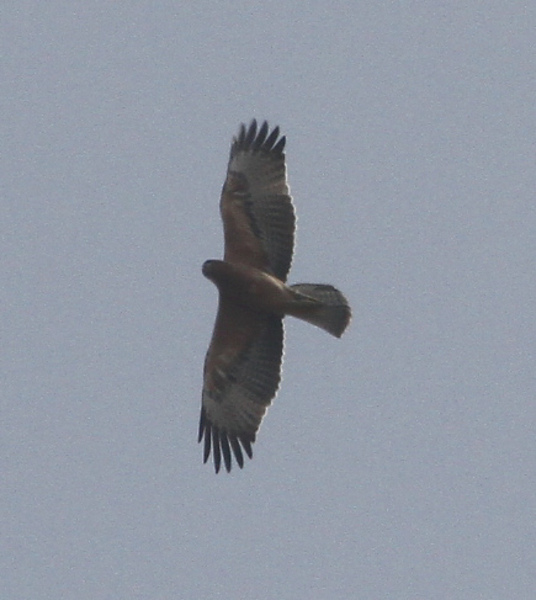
[{"xmin": 2, "ymin": 3, "xmax": 535, "ymax": 598}]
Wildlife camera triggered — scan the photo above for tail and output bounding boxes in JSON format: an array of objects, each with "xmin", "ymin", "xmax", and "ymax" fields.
[{"xmin": 286, "ymin": 283, "xmax": 351, "ymax": 338}]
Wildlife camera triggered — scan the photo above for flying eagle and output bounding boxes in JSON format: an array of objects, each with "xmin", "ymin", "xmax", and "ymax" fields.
[{"xmin": 199, "ymin": 120, "xmax": 351, "ymax": 473}]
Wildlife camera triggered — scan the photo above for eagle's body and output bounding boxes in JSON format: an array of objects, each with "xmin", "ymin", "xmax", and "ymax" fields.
[{"xmin": 199, "ymin": 120, "xmax": 351, "ymax": 473}]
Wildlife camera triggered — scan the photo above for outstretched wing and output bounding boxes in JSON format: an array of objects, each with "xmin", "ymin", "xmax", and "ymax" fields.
[
  {"xmin": 199, "ymin": 297, "xmax": 284, "ymax": 473},
  {"xmin": 220, "ymin": 120, "xmax": 296, "ymax": 282}
]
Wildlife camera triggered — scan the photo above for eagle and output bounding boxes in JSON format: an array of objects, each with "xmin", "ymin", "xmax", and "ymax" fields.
[{"xmin": 199, "ymin": 120, "xmax": 351, "ymax": 473}]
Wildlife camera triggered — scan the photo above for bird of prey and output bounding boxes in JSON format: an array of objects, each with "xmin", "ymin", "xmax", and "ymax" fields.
[{"xmin": 199, "ymin": 120, "xmax": 351, "ymax": 473}]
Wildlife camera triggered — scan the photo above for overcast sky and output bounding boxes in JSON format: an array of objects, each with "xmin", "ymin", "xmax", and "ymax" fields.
[{"xmin": 2, "ymin": 3, "xmax": 535, "ymax": 599}]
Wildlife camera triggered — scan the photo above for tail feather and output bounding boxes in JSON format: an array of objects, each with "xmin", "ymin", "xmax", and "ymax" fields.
[{"xmin": 287, "ymin": 283, "xmax": 351, "ymax": 338}]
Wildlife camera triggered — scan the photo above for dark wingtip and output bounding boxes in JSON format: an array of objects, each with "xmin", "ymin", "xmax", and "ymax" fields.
[
  {"xmin": 230, "ymin": 436, "xmax": 244, "ymax": 469},
  {"xmin": 198, "ymin": 407, "xmax": 206, "ymax": 443},
  {"xmin": 264, "ymin": 125, "xmax": 280, "ymax": 150},
  {"xmin": 253, "ymin": 120, "xmax": 269, "ymax": 149},
  {"xmin": 212, "ymin": 428, "xmax": 221, "ymax": 473},
  {"xmin": 237, "ymin": 122, "xmax": 247, "ymax": 145},
  {"xmin": 198, "ymin": 409, "xmax": 257, "ymax": 473},
  {"xmin": 232, "ymin": 120, "xmax": 285, "ymax": 156},
  {"xmin": 241, "ymin": 437, "xmax": 253, "ymax": 460},
  {"xmin": 273, "ymin": 135, "xmax": 286, "ymax": 154},
  {"xmin": 198, "ymin": 417, "xmax": 255, "ymax": 473},
  {"xmin": 244, "ymin": 119, "xmax": 257, "ymax": 147},
  {"xmin": 221, "ymin": 434, "xmax": 232, "ymax": 473}
]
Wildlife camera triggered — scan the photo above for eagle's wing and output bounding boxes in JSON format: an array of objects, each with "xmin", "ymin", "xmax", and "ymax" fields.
[
  {"xmin": 199, "ymin": 295, "xmax": 284, "ymax": 473},
  {"xmin": 220, "ymin": 120, "xmax": 295, "ymax": 282}
]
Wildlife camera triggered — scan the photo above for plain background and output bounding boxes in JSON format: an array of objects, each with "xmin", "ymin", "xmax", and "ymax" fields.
[{"xmin": 2, "ymin": 3, "xmax": 535, "ymax": 598}]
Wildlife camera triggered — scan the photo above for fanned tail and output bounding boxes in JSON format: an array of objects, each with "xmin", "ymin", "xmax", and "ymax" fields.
[{"xmin": 287, "ymin": 283, "xmax": 351, "ymax": 338}]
